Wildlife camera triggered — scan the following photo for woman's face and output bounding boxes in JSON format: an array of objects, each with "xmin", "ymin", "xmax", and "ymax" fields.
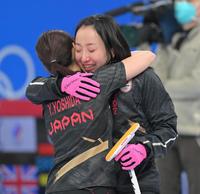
[{"xmin": 74, "ymin": 26, "xmax": 109, "ymax": 72}]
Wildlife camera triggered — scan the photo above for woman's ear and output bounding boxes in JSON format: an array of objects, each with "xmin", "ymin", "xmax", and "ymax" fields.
[
  {"xmin": 106, "ymin": 49, "xmax": 115, "ymax": 64},
  {"xmin": 71, "ymin": 45, "xmax": 75, "ymax": 60},
  {"xmin": 111, "ymin": 48, "xmax": 115, "ymax": 58}
]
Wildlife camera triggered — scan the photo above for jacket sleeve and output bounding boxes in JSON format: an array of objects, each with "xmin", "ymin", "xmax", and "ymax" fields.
[
  {"xmin": 153, "ymin": 41, "xmax": 200, "ymax": 100},
  {"xmin": 164, "ymin": 67, "xmax": 200, "ymax": 100},
  {"xmin": 25, "ymin": 76, "xmax": 63, "ymax": 104},
  {"xmin": 135, "ymin": 69, "xmax": 178, "ymax": 159}
]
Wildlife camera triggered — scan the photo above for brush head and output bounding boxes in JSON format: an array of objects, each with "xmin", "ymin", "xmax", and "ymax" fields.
[{"xmin": 105, "ymin": 123, "xmax": 140, "ymax": 162}]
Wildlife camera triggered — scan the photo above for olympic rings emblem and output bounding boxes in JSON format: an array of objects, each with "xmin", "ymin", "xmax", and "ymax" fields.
[{"xmin": 0, "ymin": 45, "xmax": 35, "ymax": 99}]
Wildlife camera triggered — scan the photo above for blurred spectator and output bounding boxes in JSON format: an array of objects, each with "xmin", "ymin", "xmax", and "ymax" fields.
[
  {"xmin": 143, "ymin": 5, "xmax": 182, "ymax": 44},
  {"xmin": 151, "ymin": 0, "xmax": 200, "ymax": 193},
  {"xmin": 119, "ymin": 2, "xmax": 182, "ymax": 48}
]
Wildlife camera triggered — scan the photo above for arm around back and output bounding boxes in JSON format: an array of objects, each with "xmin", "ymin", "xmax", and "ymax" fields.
[{"xmin": 122, "ymin": 51, "xmax": 156, "ymax": 81}]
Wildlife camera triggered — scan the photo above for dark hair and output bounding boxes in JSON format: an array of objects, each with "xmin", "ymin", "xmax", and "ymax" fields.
[
  {"xmin": 75, "ymin": 14, "xmax": 131, "ymax": 64},
  {"xmin": 36, "ymin": 30, "xmax": 73, "ymax": 76}
]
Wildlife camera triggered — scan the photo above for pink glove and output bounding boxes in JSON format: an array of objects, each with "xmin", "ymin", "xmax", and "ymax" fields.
[
  {"xmin": 115, "ymin": 143, "xmax": 147, "ymax": 170},
  {"xmin": 61, "ymin": 72, "xmax": 100, "ymax": 101}
]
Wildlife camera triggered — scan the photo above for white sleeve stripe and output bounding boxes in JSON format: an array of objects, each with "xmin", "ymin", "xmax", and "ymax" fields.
[
  {"xmin": 29, "ymin": 82, "xmax": 45, "ymax": 85},
  {"xmin": 143, "ymin": 135, "xmax": 178, "ymax": 148}
]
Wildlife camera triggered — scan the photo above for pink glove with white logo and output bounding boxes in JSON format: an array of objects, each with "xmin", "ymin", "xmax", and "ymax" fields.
[
  {"xmin": 61, "ymin": 72, "xmax": 100, "ymax": 101},
  {"xmin": 115, "ymin": 143, "xmax": 147, "ymax": 170}
]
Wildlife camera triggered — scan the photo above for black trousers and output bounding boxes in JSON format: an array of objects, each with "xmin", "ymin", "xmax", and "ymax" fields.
[{"xmin": 51, "ymin": 187, "xmax": 116, "ymax": 194}]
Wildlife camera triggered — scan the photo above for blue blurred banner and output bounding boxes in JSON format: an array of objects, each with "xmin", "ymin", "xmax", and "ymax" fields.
[
  {"xmin": 0, "ymin": 0, "xmax": 137, "ymax": 99},
  {"xmin": 0, "ymin": 117, "xmax": 37, "ymax": 152}
]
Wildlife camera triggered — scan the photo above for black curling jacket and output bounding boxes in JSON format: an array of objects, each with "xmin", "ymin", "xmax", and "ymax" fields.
[
  {"xmin": 26, "ymin": 62, "xmax": 127, "ymax": 193},
  {"xmin": 111, "ymin": 67, "xmax": 177, "ymax": 193}
]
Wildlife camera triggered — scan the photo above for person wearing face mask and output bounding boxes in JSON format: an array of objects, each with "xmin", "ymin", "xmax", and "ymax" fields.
[{"xmin": 151, "ymin": 0, "xmax": 200, "ymax": 194}]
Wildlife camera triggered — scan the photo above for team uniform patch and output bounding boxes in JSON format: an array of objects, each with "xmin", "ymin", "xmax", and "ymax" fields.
[{"xmin": 120, "ymin": 80, "xmax": 132, "ymax": 93}]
